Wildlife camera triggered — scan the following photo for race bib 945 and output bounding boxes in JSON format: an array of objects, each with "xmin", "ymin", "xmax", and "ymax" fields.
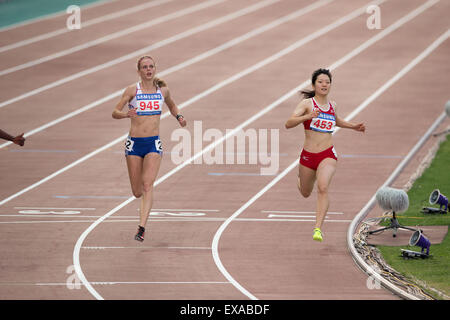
[{"xmin": 136, "ymin": 93, "xmax": 162, "ymax": 116}]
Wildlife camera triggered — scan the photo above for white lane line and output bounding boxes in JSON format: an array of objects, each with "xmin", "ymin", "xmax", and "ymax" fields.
[
  {"xmin": 0, "ymin": 0, "xmax": 327, "ymax": 150},
  {"xmin": 8, "ymin": 149, "xmax": 77, "ymax": 153},
  {"xmin": 267, "ymin": 214, "xmax": 345, "ymax": 219},
  {"xmin": 211, "ymin": 0, "xmax": 443, "ymax": 301},
  {"xmin": 348, "ymin": 113, "xmax": 447, "ymax": 301},
  {"xmin": 237, "ymin": 218, "xmax": 352, "ymax": 222},
  {"xmin": 0, "ymin": 220, "xmax": 127, "ymax": 224},
  {"xmin": 1, "ymin": 209, "xmax": 217, "ymax": 218},
  {"xmin": 151, "ymin": 209, "xmax": 220, "ymax": 212},
  {"xmin": 53, "ymin": 195, "xmax": 129, "ymax": 199},
  {"xmin": 72, "ymin": 0, "xmax": 393, "ymax": 301},
  {"xmin": 0, "ymin": 216, "xmax": 97, "ymax": 219},
  {"xmin": 14, "ymin": 207, "xmax": 95, "ymax": 210},
  {"xmin": 346, "ymin": 31, "xmax": 450, "ymax": 300},
  {"xmin": 0, "ymin": 281, "xmax": 230, "ymax": 286},
  {"xmin": 82, "ymin": 246, "xmax": 211, "ymax": 250},
  {"xmin": 208, "ymin": 172, "xmax": 276, "ymax": 176},
  {"xmin": 0, "ymin": 218, "xmax": 352, "ymax": 224},
  {"xmin": 0, "ymin": 0, "xmax": 277, "ymax": 108},
  {"xmin": 0, "ymin": 215, "xmax": 207, "ymax": 218},
  {"xmin": 0, "ymin": 0, "xmax": 228, "ymax": 76},
  {"xmin": 0, "ymin": 0, "xmax": 173, "ymax": 53},
  {"xmin": 73, "ymin": 196, "xmax": 135, "ymax": 300},
  {"xmin": 35, "ymin": 281, "xmax": 231, "ymax": 286},
  {"xmin": 0, "ymin": 0, "xmax": 118, "ymax": 32},
  {"xmin": 0, "ymin": 0, "xmax": 364, "ymax": 204},
  {"xmin": 262, "ymin": 210, "xmax": 344, "ymax": 215},
  {"xmin": 340, "ymin": 154, "xmax": 403, "ymax": 159}
]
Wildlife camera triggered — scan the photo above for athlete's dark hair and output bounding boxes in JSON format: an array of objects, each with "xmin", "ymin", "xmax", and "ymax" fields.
[{"xmin": 300, "ymin": 68, "xmax": 332, "ymax": 99}]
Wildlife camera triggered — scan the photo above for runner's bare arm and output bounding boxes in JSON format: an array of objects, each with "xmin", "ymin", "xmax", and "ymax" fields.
[
  {"xmin": 285, "ymin": 99, "xmax": 319, "ymax": 129},
  {"xmin": 162, "ymin": 87, "xmax": 186, "ymax": 127},
  {"xmin": 0, "ymin": 129, "xmax": 25, "ymax": 146},
  {"xmin": 336, "ymin": 117, "xmax": 366, "ymax": 132},
  {"xmin": 112, "ymin": 85, "xmax": 137, "ymax": 119},
  {"xmin": 332, "ymin": 102, "xmax": 365, "ymax": 132}
]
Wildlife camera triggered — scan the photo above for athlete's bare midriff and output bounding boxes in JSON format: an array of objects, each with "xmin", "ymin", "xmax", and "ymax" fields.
[
  {"xmin": 303, "ymin": 122, "xmax": 333, "ymax": 153},
  {"xmin": 129, "ymin": 115, "xmax": 160, "ymax": 137}
]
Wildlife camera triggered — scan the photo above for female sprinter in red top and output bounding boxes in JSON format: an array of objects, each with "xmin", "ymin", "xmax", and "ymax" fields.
[
  {"xmin": 112, "ymin": 55, "xmax": 186, "ymax": 242},
  {"xmin": 285, "ymin": 68, "xmax": 365, "ymax": 242}
]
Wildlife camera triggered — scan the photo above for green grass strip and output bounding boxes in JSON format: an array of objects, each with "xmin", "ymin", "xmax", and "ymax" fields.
[{"xmin": 377, "ymin": 134, "xmax": 450, "ymax": 299}]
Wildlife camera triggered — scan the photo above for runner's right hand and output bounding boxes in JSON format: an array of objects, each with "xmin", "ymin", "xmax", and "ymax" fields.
[
  {"xmin": 127, "ymin": 108, "xmax": 138, "ymax": 118},
  {"xmin": 309, "ymin": 108, "xmax": 320, "ymax": 119}
]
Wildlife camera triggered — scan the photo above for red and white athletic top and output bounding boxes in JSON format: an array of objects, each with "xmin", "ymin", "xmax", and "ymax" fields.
[
  {"xmin": 128, "ymin": 82, "xmax": 164, "ymax": 116},
  {"xmin": 303, "ymin": 97, "xmax": 336, "ymax": 133}
]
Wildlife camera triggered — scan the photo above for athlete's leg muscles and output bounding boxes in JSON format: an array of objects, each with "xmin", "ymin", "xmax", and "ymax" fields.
[
  {"xmin": 298, "ymin": 164, "xmax": 316, "ymax": 198},
  {"xmin": 126, "ymin": 155, "xmax": 144, "ymax": 198},
  {"xmin": 314, "ymin": 158, "xmax": 337, "ymax": 229},
  {"xmin": 139, "ymin": 152, "xmax": 162, "ymax": 228}
]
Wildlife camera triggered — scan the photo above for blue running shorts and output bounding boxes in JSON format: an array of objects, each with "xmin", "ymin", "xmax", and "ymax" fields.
[{"xmin": 125, "ymin": 135, "xmax": 162, "ymax": 158}]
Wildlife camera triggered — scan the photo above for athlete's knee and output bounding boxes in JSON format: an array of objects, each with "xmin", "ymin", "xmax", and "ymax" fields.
[
  {"xmin": 142, "ymin": 180, "xmax": 155, "ymax": 193},
  {"xmin": 298, "ymin": 183, "xmax": 312, "ymax": 198},
  {"xmin": 297, "ymin": 177, "xmax": 312, "ymax": 198},
  {"xmin": 300, "ymin": 188, "xmax": 312, "ymax": 198},
  {"xmin": 132, "ymin": 189, "xmax": 143, "ymax": 198},
  {"xmin": 317, "ymin": 183, "xmax": 329, "ymax": 195}
]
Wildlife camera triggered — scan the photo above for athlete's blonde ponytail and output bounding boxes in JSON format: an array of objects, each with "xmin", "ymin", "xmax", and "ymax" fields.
[{"xmin": 153, "ymin": 77, "xmax": 167, "ymax": 88}]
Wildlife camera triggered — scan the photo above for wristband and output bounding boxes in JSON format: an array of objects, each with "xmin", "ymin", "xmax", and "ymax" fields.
[{"xmin": 176, "ymin": 114, "xmax": 183, "ymax": 120}]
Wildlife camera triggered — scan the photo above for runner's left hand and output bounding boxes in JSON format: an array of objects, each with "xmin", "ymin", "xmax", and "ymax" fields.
[{"xmin": 353, "ymin": 123, "xmax": 365, "ymax": 132}]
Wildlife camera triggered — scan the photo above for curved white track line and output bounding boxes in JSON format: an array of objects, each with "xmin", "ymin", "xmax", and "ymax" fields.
[
  {"xmin": 0, "ymin": 0, "xmax": 364, "ymax": 204},
  {"xmin": 70, "ymin": 0, "xmax": 394, "ymax": 300},
  {"xmin": 73, "ymin": 197, "xmax": 134, "ymax": 300},
  {"xmin": 66, "ymin": 0, "xmax": 435, "ymax": 300},
  {"xmin": 347, "ymin": 113, "xmax": 446, "ymax": 301},
  {"xmin": 211, "ymin": 1, "xmax": 442, "ymax": 300},
  {"xmin": 346, "ymin": 29, "xmax": 449, "ymax": 300}
]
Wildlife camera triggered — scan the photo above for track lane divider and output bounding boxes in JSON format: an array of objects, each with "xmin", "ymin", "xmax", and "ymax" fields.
[
  {"xmin": 0, "ymin": 0, "xmax": 174, "ymax": 54},
  {"xmin": 0, "ymin": 0, "xmax": 278, "ymax": 108},
  {"xmin": 0, "ymin": 0, "xmax": 379, "ymax": 204},
  {"xmin": 0, "ymin": 0, "xmax": 332, "ymax": 149},
  {"xmin": 0, "ymin": 0, "xmax": 228, "ymax": 76},
  {"xmin": 74, "ymin": 0, "xmax": 441, "ymax": 300},
  {"xmin": 212, "ymin": 24, "xmax": 447, "ymax": 300}
]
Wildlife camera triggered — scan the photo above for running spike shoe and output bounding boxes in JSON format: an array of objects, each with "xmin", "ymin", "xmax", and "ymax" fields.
[
  {"xmin": 135, "ymin": 226, "xmax": 145, "ymax": 242},
  {"xmin": 313, "ymin": 228, "xmax": 323, "ymax": 242}
]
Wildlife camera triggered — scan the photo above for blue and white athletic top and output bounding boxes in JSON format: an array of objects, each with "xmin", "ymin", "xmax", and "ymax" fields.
[{"xmin": 128, "ymin": 82, "xmax": 164, "ymax": 116}]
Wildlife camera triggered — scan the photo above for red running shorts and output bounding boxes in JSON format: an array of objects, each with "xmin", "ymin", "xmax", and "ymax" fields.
[{"xmin": 299, "ymin": 146, "xmax": 338, "ymax": 171}]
